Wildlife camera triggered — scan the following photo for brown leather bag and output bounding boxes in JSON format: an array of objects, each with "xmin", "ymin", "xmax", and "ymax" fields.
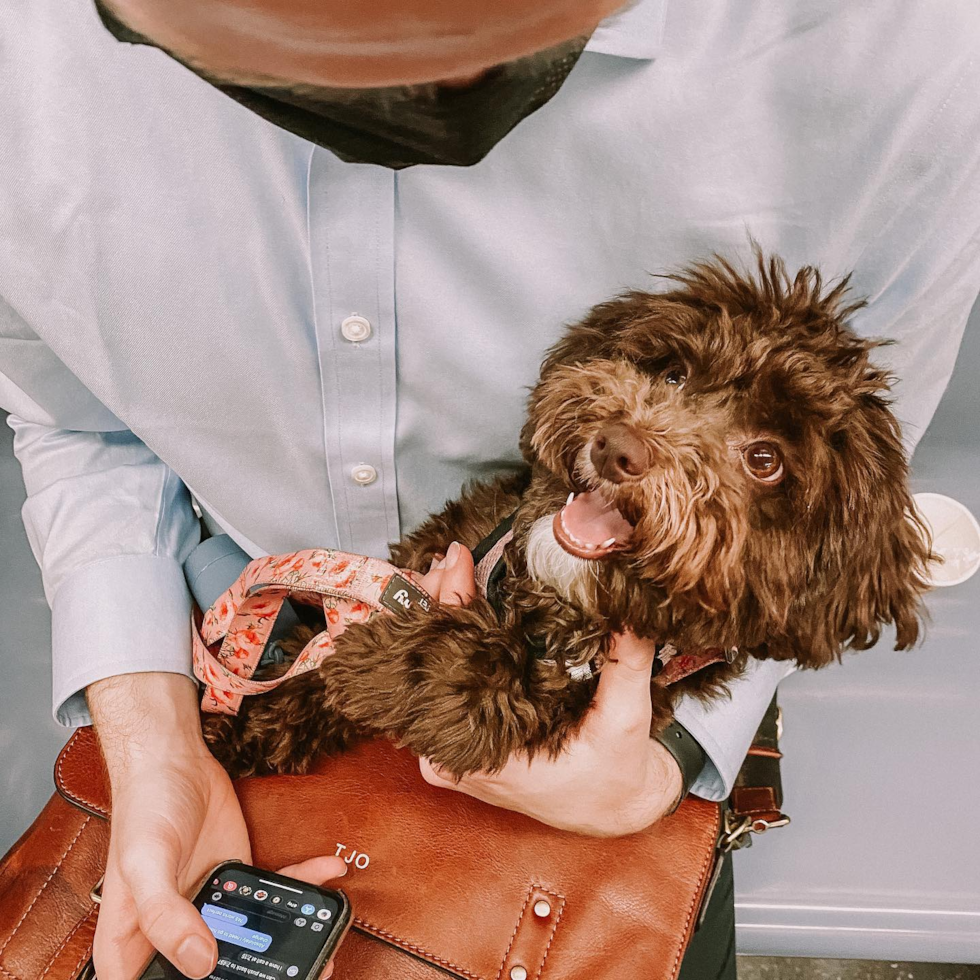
[
  {"xmin": 0, "ymin": 725, "xmax": 735, "ymax": 980},
  {"xmin": 1, "ymin": 708, "xmax": 789, "ymax": 980}
]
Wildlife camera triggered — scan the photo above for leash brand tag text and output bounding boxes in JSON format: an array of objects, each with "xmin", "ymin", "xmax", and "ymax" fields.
[{"xmin": 380, "ymin": 575, "xmax": 432, "ymax": 616}]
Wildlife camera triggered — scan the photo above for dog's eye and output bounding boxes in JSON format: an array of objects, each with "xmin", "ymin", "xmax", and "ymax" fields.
[
  {"xmin": 664, "ymin": 368, "xmax": 687, "ymax": 387},
  {"xmin": 742, "ymin": 442, "xmax": 784, "ymax": 483}
]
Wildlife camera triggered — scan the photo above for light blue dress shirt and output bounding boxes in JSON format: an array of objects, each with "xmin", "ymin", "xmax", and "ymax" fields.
[{"xmin": 2, "ymin": 0, "xmax": 979, "ymax": 801}]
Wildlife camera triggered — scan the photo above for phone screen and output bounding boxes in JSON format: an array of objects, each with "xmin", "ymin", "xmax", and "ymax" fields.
[{"xmin": 138, "ymin": 862, "xmax": 348, "ymax": 980}]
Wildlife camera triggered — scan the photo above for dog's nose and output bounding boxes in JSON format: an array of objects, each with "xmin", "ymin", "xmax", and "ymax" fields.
[{"xmin": 590, "ymin": 423, "xmax": 651, "ymax": 482}]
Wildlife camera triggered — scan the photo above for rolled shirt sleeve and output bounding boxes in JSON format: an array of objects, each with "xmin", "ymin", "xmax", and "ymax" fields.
[{"xmin": 7, "ymin": 415, "xmax": 201, "ymax": 726}]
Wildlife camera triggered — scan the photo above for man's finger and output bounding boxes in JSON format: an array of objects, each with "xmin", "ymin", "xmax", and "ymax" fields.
[
  {"xmin": 436, "ymin": 542, "xmax": 475, "ymax": 607},
  {"xmin": 589, "ymin": 632, "xmax": 657, "ymax": 735},
  {"xmin": 419, "ymin": 757, "xmax": 455, "ymax": 787},
  {"xmin": 92, "ymin": 869, "xmax": 155, "ymax": 980},
  {"xmin": 418, "ymin": 565, "xmax": 446, "ymax": 597},
  {"xmin": 276, "ymin": 855, "xmax": 349, "ymax": 883},
  {"xmin": 276, "ymin": 859, "xmax": 347, "ymax": 980}
]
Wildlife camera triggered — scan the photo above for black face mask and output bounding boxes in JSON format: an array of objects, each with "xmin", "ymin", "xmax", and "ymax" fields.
[{"xmin": 94, "ymin": 0, "xmax": 589, "ymax": 169}]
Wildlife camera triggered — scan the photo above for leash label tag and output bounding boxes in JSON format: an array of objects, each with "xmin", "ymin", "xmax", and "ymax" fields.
[{"xmin": 380, "ymin": 575, "xmax": 432, "ymax": 616}]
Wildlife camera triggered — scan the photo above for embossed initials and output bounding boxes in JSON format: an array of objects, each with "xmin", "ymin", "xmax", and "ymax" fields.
[{"xmin": 335, "ymin": 843, "xmax": 371, "ymax": 869}]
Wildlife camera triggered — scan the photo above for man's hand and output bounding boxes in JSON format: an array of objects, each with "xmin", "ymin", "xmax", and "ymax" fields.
[
  {"xmin": 88, "ymin": 672, "xmax": 347, "ymax": 979},
  {"xmin": 417, "ymin": 545, "xmax": 684, "ymax": 836}
]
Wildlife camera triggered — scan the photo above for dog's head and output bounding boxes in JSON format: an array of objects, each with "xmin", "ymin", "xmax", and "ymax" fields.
[{"xmin": 520, "ymin": 254, "xmax": 933, "ymax": 665}]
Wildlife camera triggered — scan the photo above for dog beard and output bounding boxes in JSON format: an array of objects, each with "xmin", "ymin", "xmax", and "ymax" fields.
[{"xmin": 525, "ymin": 513, "xmax": 599, "ymax": 609}]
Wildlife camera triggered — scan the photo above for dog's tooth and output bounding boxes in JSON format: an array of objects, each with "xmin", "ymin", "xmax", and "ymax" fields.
[
  {"xmin": 566, "ymin": 492, "xmax": 575, "ymax": 507},
  {"xmin": 600, "ymin": 537, "xmax": 616, "ymax": 549}
]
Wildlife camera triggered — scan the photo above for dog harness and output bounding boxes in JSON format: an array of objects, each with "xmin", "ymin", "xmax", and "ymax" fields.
[
  {"xmin": 470, "ymin": 514, "xmax": 738, "ymax": 686},
  {"xmin": 192, "ymin": 520, "xmax": 735, "ymax": 715}
]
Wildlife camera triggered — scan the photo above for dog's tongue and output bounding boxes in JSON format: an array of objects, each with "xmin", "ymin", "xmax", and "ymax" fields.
[{"xmin": 554, "ymin": 491, "xmax": 634, "ymax": 559}]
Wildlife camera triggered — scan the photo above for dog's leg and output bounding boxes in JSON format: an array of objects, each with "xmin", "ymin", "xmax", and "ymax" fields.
[
  {"xmin": 201, "ymin": 669, "xmax": 364, "ymax": 778},
  {"xmin": 313, "ymin": 597, "xmax": 598, "ymax": 778}
]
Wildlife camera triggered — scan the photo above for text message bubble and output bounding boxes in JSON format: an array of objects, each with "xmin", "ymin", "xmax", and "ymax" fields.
[
  {"xmin": 217, "ymin": 957, "xmax": 281, "ymax": 980},
  {"xmin": 201, "ymin": 906, "xmax": 272, "ymax": 952},
  {"xmin": 239, "ymin": 952, "xmax": 284, "ymax": 972},
  {"xmin": 202, "ymin": 904, "xmax": 247, "ymax": 926}
]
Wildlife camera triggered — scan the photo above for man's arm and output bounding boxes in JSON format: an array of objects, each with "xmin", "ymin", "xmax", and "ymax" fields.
[
  {"xmin": 4, "ymin": 394, "xmax": 244, "ymax": 976},
  {"xmin": 89, "ymin": 672, "xmax": 250, "ymax": 978},
  {"xmin": 90, "ymin": 671, "xmax": 345, "ymax": 978}
]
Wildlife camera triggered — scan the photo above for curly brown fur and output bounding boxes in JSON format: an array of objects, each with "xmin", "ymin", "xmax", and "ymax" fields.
[{"xmin": 205, "ymin": 253, "xmax": 933, "ymax": 779}]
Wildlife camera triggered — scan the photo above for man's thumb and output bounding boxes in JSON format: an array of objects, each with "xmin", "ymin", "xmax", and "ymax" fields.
[
  {"xmin": 591, "ymin": 632, "xmax": 657, "ymax": 732},
  {"xmin": 125, "ymin": 845, "xmax": 218, "ymax": 979},
  {"xmin": 436, "ymin": 542, "xmax": 475, "ymax": 607}
]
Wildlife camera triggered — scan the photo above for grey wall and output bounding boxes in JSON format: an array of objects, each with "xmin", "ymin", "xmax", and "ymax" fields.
[{"xmin": 0, "ymin": 415, "xmax": 67, "ymax": 848}]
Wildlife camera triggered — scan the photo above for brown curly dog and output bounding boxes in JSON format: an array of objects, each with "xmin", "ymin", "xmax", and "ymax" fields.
[{"xmin": 204, "ymin": 254, "xmax": 932, "ymax": 779}]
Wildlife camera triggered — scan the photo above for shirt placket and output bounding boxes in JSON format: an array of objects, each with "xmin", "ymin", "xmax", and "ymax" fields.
[{"xmin": 307, "ymin": 151, "xmax": 400, "ymax": 557}]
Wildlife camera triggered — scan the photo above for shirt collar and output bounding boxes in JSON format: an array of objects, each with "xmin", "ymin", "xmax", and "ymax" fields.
[{"xmin": 585, "ymin": 0, "xmax": 667, "ymax": 60}]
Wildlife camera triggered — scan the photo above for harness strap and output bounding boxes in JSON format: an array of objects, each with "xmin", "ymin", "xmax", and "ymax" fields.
[{"xmin": 474, "ymin": 529, "xmax": 515, "ymax": 603}]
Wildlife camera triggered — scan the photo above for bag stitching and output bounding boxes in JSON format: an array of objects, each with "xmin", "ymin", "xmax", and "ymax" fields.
[
  {"xmin": 495, "ymin": 884, "xmax": 565, "ymax": 980},
  {"xmin": 354, "ymin": 917, "xmax": 485, "ymax": 980},
  {"xmin": 668, "ymin": 805, "xmax": 722, "ymax": 980},
  {"xmin": 0, "ymin": 962, "xmax": 24, "ymax": 980},
  {"xmin": 65, "ymin": 931, "xmax": 95, "ymax": 980},
  {"xmin": 0, "ymin": 815, "xmax": 92, "ymax": 958},
  {"xmin": 39, "ymin": 908, "xmax": 98, "ymax": 980},
  {"xmin": 56, "ymin": 738, "xmax": 108, "ymax": 819},
  {"xmin": 495, "ymin": 886, "xmax": 532, "ymax": 980}
]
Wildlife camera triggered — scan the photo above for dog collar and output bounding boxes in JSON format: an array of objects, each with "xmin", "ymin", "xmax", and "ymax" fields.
[{"xmin": 471, "ymin": 512, "xmax": 517, "ymax": 612}]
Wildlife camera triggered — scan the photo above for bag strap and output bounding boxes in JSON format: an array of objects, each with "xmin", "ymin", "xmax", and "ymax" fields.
[
  {"xmin": 722, "ymin": 695, "xmax": 790, "ymax": 851},
  {"xmin": 695, "ymin": 695, "xmax": 789, "ymax": 929}
]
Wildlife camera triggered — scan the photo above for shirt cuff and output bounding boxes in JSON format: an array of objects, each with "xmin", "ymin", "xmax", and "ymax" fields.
[
  {"xmin": 673, "ymin": 657, "xmax": 796, "ymax": 802},
  {"xmin": 51, "ymin": 554, "xmax": 196, "ymax": 727}
]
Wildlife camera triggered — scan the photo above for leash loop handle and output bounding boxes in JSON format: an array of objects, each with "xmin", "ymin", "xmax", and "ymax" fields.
[{"xmin": 192, "ymin": 549, "xmax": 430, "ymax": 715}]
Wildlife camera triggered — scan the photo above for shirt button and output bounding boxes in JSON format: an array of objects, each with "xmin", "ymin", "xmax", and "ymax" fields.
[
  {"xmin": 340, "ymin": 315, "xmax": 372, "ymax": 343},
  {"xmin": 350, "ymin": 463, "xmax": 378, "ymax": 486}
]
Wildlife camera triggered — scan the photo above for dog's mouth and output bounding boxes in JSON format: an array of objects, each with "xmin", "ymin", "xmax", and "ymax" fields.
[{"xmin": 553, "ymin": 490, "xmax": 635, "ymax": 559}]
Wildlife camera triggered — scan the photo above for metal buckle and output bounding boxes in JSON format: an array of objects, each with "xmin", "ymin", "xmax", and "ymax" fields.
[
  {"xmin": 90, "ymin": 875, "xmax": 104, "ymax": 905},
  {"xmin": 720, "ymin": 808, "xmax": 791, "ymax": 853}
]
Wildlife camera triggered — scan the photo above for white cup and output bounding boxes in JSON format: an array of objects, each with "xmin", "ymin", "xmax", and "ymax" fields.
[{"xmin": 912, "ymin": 492, "xmax": 980, "ymax": 587}]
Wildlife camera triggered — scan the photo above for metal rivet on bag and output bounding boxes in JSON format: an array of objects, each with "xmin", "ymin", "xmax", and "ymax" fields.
[
  {"xmin": 510, "ymin": 968, "xmax": 528, "ymax": 980},
  {"xmin": 533, "ymin": 899, "xmax": 551, "ymax": 918}
]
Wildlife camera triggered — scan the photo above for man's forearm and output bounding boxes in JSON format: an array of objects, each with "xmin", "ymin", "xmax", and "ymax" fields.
[{"xmin": 88, "ymin": 672, "xmax": 207, "ymax": 784}]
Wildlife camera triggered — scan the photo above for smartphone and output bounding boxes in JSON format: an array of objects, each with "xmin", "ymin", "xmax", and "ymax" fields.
[{"xmin": 136, "ymin": 861, "xmax": 351, "ymax": 980}]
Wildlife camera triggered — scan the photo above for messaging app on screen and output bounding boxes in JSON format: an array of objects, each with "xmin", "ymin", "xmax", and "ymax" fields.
[{"xmin": 201, "ymin": 904, "xmax": 272, "ymax": 953}]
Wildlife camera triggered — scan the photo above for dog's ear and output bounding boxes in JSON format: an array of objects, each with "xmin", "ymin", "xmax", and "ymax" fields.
[{"xmin": 790, "ymin": 393, "xmax": 933, "ymax": 667}]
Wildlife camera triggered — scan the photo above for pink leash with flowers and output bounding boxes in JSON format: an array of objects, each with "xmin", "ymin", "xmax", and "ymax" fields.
[{"xmin": 191, "ymin": 549, "xmax": 434, "ymax": 715}]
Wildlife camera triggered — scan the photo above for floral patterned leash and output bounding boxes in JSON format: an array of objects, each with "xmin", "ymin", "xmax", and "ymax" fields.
[{"xmin": 192, "ymin": 549, "xmax": 433, "ymax": 716}]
